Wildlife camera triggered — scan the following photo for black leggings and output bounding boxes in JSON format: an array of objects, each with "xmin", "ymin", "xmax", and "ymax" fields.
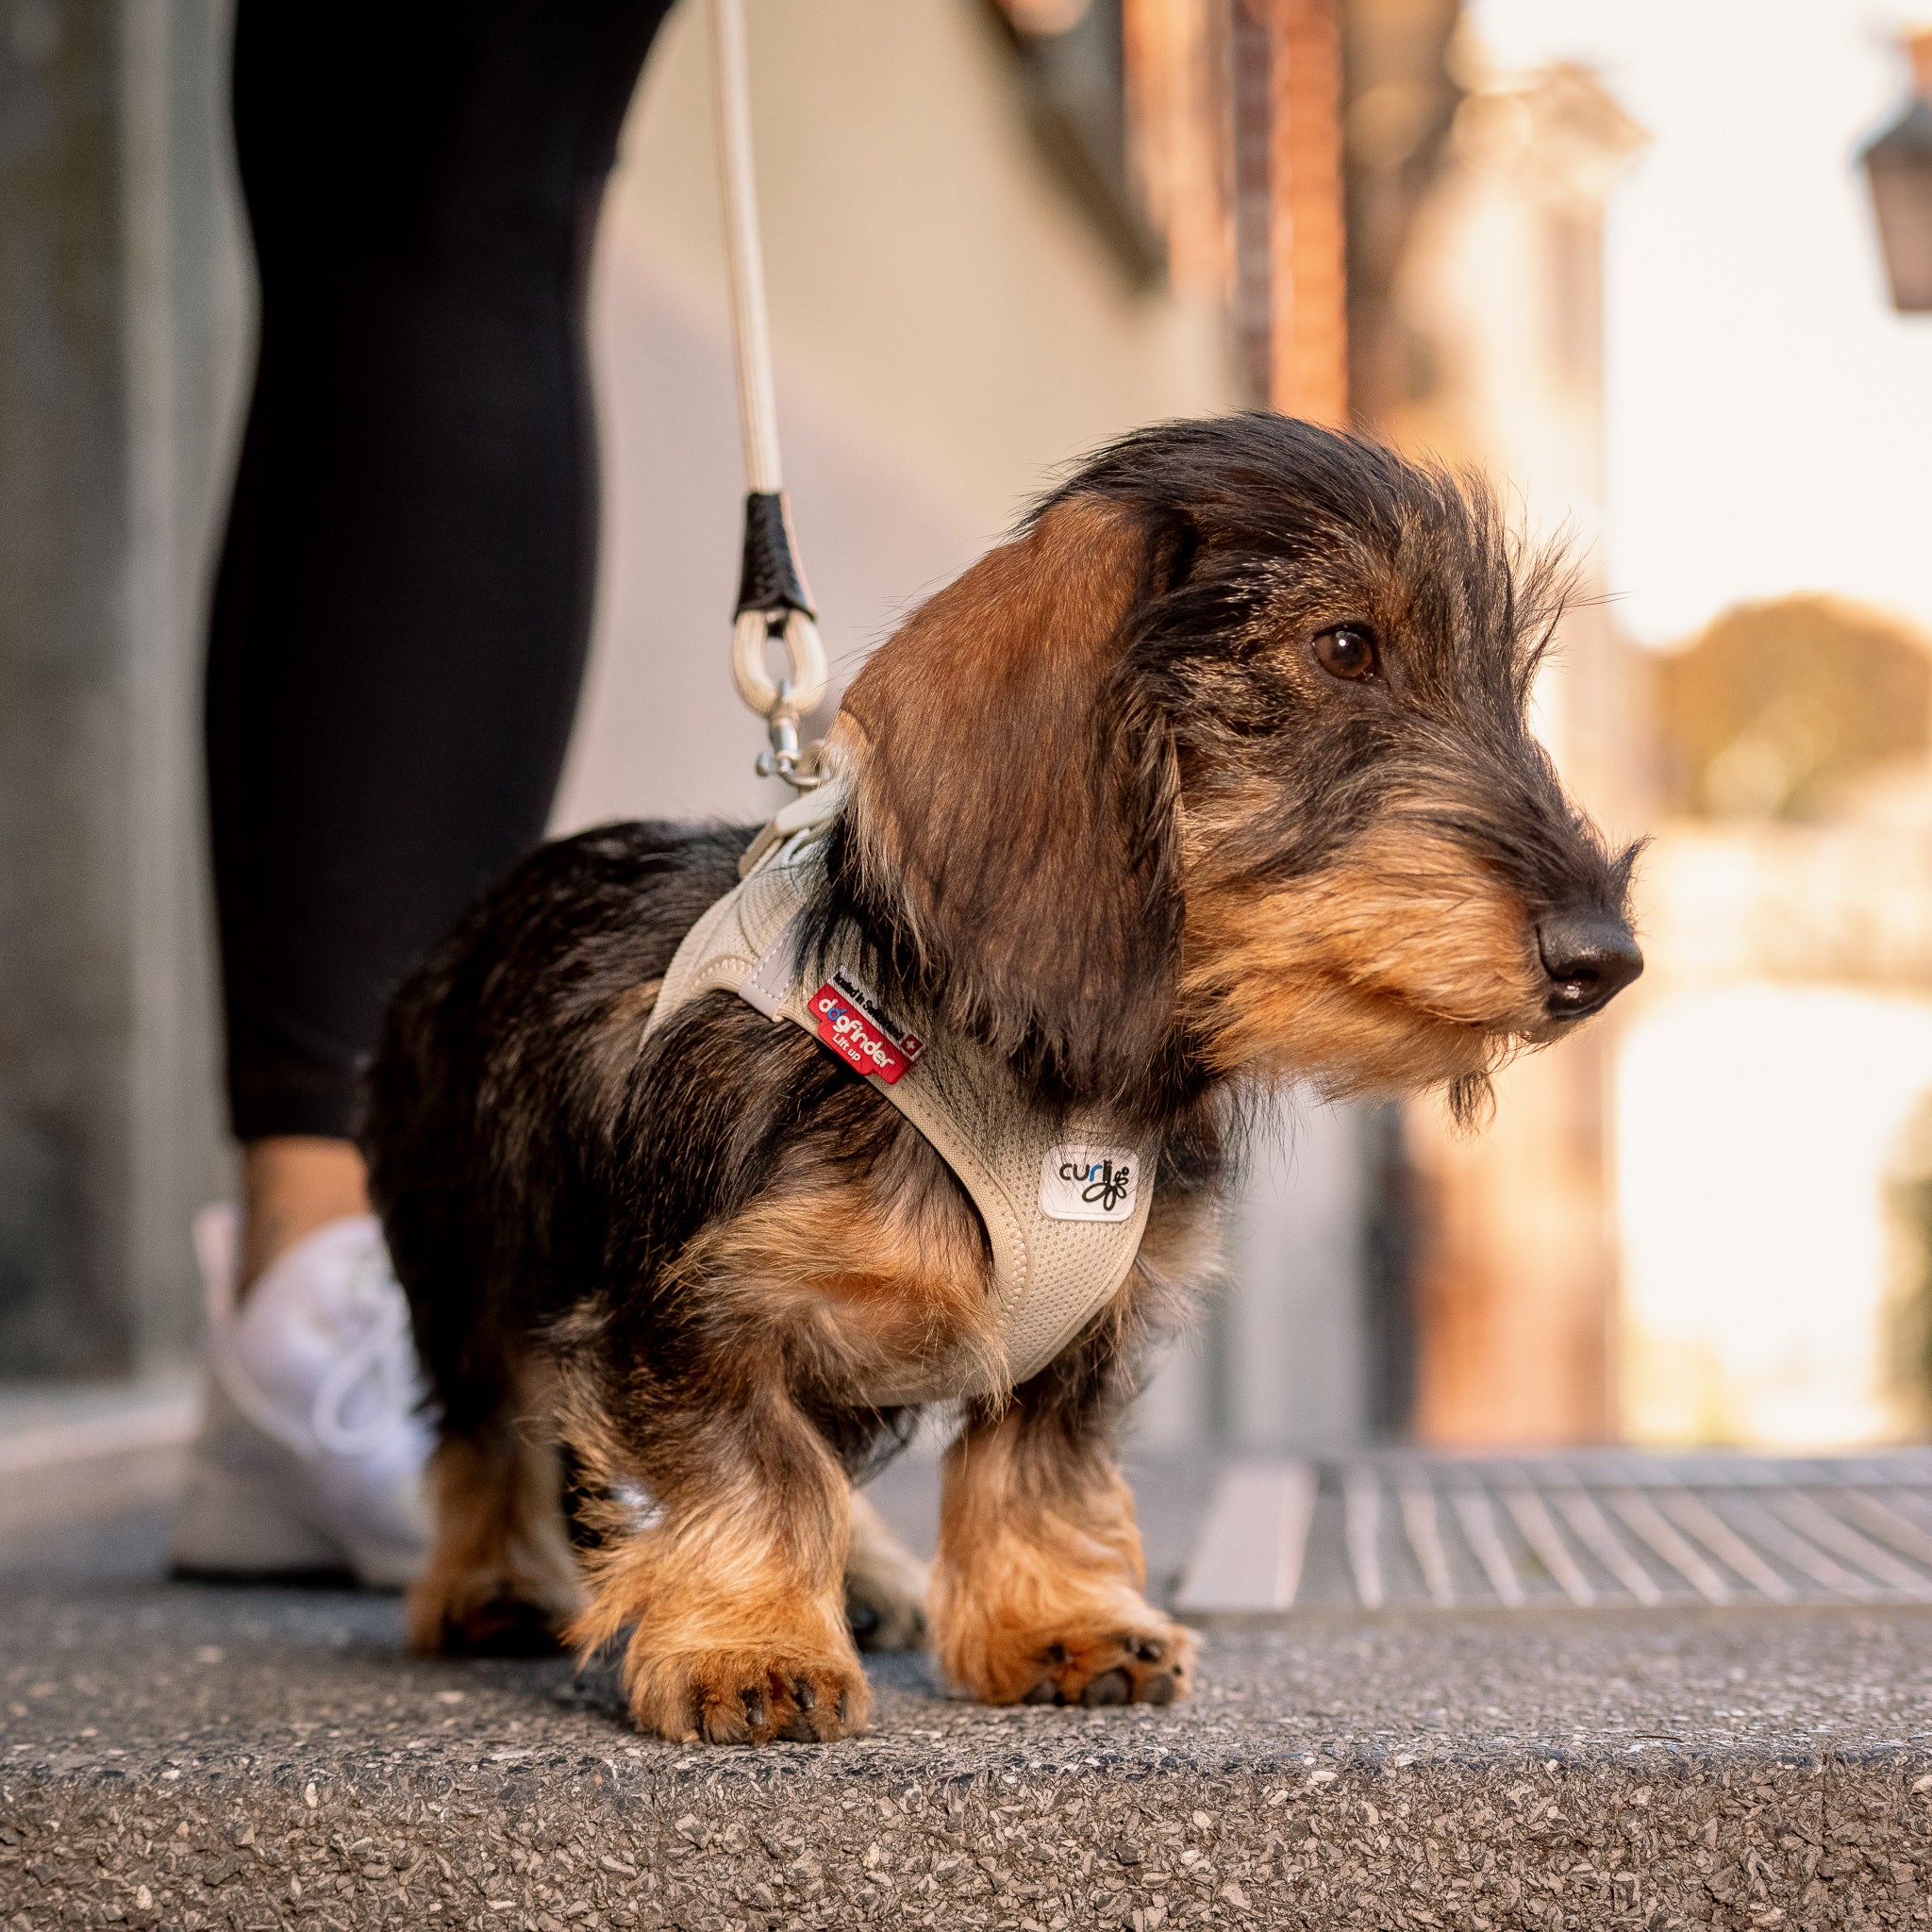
[{"xmin": 207, "ymin": 1, "xmax": 675, "ymax": 1141}]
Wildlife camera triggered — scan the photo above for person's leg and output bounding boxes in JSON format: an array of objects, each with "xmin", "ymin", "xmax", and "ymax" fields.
[
  {"xmin": 208, "ymin": 0, "xmax": 675, "ymax": 1287},
  {"xmin": 180, "ymin": 1, "xmax": 674, "ymax": 1581}
]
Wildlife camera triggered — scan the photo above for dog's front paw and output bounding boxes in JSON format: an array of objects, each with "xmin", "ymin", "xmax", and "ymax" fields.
[
  {"xmin": 1016, "ymin": 1616, "xmax": 1195, "ymax": 1707},
  {"xmin": 954, "ymin": 1607, "xmax": 1196, "ymax": 1709},
  {"xmin": 627, "ymin": 1643, "xmax": 873, "ymax": 1745}
]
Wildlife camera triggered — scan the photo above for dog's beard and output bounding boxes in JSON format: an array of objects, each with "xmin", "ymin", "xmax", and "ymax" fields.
[{"xmin": 1178, "ymin": 822, "xmax": 1552, "ymax": 1106}]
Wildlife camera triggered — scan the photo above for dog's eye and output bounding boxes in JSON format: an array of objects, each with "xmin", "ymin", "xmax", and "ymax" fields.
[{"xmin": 1313, "ymin": 625, "xmax": 1378, "ymax": 681}]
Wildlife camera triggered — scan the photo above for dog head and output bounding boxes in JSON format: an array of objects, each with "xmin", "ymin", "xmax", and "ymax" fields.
[{"xmin": 828, "ymin": 413, "xmax": 1641, "ymax": 1124}]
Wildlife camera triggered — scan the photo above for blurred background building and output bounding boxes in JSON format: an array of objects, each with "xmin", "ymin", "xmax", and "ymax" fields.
[{"xmin": 6, "ymin": 0, "xmax": 1932, "ymax": 1463}]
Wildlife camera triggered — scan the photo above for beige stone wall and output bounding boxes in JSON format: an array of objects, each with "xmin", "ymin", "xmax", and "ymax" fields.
[{"xmin": 611, "ymin": 0, "xmax": 1236, "ymax": 528}]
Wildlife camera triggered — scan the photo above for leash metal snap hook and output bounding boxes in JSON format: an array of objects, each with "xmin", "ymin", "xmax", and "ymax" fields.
[{"xmin": 754, "ymin": 680, "xmax": 826, "ymax": 791}]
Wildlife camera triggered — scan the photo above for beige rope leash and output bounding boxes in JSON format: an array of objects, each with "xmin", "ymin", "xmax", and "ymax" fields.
[{"xmin": 708, "ymin": 0, "xmax": 828, "ymax": 789}]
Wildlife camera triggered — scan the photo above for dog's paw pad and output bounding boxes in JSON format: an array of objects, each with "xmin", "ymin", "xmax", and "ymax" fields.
[{"xmin": 1081, "ymin": 1666, "xmax": 1132, "ymax": 1707}]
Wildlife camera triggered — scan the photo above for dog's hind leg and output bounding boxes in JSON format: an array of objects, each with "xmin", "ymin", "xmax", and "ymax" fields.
[
  {"xmin": 406, "ymin": 1357, "xmax": 583, "ymax": 1656},
  {"xmin": 928, "ymin": 1315, "xmax": 1195, "ymax": 1708},
  {"xmin": 844, "ymin": 1489, "xmax": 928, "ymax": 1653}
]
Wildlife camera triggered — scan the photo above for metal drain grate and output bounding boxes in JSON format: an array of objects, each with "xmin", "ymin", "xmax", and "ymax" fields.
[{"xmin": 1173, "ymin": 1449, "xmax": 1932, "ymax": 1616}]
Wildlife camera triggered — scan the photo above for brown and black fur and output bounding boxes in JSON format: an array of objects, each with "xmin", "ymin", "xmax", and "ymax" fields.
[{"xmin": 364, "ymin": 414, "xmax": 1641, "ymax": 1744}]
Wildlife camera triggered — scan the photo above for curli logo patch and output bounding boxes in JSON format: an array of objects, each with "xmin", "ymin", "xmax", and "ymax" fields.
[
  {"xmin": 808, "ymin": 970, "xmax": 925, "ymax": 1085},
  {"xmin": 1039, "ymin": 1143, "xmax": 1141, "ymax": 1223}
]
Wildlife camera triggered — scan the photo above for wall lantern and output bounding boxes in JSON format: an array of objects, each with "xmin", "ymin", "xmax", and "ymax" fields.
[{"xmin": 1860, "ymin": 28, "xmax": 1932, "ymax": 311}]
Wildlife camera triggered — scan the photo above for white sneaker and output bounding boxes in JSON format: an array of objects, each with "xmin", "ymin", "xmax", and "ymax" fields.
[{"xmin": 170, "ymin": 1204, "xmax": 433, "ymax": 1588}]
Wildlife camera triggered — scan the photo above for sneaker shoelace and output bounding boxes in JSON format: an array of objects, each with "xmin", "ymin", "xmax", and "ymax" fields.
[
  {"xmin": 308, "ymin": 1245, "xmax": 424, "ymax": 1457},
  {"xmin": 209, "ymin": 1233, "xmax": 424, "ymax": 1461}
]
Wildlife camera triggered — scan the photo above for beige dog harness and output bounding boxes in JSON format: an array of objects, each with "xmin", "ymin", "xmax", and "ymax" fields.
[{"xmin": 642, "ymin": 778, "xmax": 1157, "ymax": 1406}]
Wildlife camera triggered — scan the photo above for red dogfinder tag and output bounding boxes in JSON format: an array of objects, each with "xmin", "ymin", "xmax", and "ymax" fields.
[{"xmin": 808, "ymin": 970, "xmax": 924, "ymax": 1085}]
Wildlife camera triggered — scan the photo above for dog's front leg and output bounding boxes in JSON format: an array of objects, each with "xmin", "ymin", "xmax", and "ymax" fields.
[
  {"xmin": 929, "ymin": 1348, "xmax": 1195, "ymax": 1708},
  {"xmin": 566, "ymin": 1378, "xmax": 870, "ymax": 1744}
]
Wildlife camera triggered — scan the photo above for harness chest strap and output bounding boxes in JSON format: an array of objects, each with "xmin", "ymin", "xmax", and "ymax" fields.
[{"xmin": 641, "ymin": 780, "xmax": 1158, "ymax": 1406}]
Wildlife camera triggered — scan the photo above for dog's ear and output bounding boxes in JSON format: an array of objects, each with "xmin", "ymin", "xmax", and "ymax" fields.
[{"xmin": 833, "ymin": 493, "xmax": 1182, "ymax": 1101}]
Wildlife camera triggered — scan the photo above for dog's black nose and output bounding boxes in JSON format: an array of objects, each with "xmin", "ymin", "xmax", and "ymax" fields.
[{"xmin": 1538, "ymin": 908, "xmax": 1642, "ymax": 1020}]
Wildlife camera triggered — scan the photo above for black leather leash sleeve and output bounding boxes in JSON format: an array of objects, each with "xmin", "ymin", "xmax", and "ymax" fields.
[{"xmin": 734, "ymin": 491, "xmax": 817, "ymax": 620}]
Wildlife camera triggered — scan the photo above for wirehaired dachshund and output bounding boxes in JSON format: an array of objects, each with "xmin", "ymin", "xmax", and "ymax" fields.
[{"xmin": 365, "ymin": 413, "xmax": 1641, "ymax": 1743}]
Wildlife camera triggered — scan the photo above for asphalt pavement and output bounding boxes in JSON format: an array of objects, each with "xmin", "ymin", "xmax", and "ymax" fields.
[
  {"xmin": 7, "ymin": 1418, "xmax": 1932, "ymax": 1930},
  {"xmin": 8, "ymin": 1574, "xmax": 1932, "ymax": 1929}
]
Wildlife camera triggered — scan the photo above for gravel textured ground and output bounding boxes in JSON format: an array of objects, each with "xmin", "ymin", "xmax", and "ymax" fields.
[{"xmin": 8, "ymin": 1578, "xmax": 1932, "ymax": 1930}]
